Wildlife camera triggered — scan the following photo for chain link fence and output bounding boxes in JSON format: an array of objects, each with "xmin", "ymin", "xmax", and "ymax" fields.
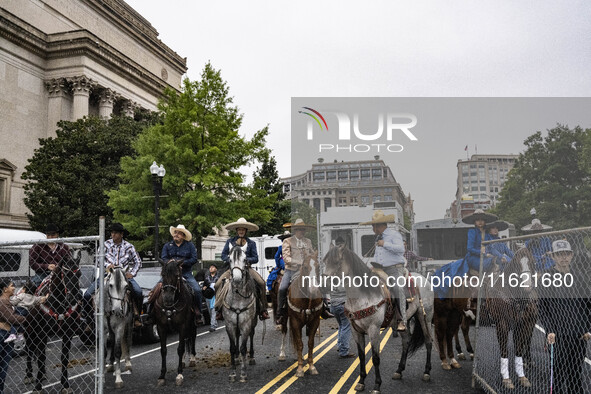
[
  {"xmin": 0, "ymin": 223, "xmax": 105, "ymax": 393},
  {"xmin": 472, "ymin": 226, "xmax": 591, "ymax": 393}
]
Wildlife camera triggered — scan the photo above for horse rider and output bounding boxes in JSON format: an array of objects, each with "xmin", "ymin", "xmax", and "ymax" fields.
[
  {"xmin": 160, "ymin": 224, "xmax": 203, "ymax": 324},
  {"xmin": 433, "ymin": 209, "xmax": 498, "ymax": 300},
  {"xmin": 267, "ymin": 230, "xmax": 291, "ymax": 292},
  {"xmin": 485, "ymin": 221, "xmax": 514, "ymax": 270},
  {"xmin": 275, "ymin": 219, "xmax": 316, "ymax": 326},
  {"xmin": 360, "ymin": 210, "xmax": 408, "ymax": 332},
  {"xmin": 215, "ymin": 218, "xmax": 269, "ymax": 321},
  {"xmin": 521, "ymin": 209, "xmax": 554, "ymax": 271},
  {"xmin": 29, "ymin": 224, "xmax": 71, "ymax": 288},
  {"xmin": 83, "ymin": 223, "xmax": 143, "ymax": 327}
]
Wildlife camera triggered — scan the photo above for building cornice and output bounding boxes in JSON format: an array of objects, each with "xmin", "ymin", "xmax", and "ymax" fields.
[{"xmin": 0, "ymin": 9, "xmax": 181, "ymax": 97}]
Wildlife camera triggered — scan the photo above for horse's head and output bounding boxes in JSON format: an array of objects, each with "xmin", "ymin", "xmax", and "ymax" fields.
[
  {"xmin": 507, "ymin": 247, "xmax": 536, "ymax": 294},
  {"xmin": 301, "ymin": 251, "xmax": 320, "ymax": 281},
  {"xmin": 323, "ymin": 243, "xmax": 346, "ymax": 277},
  {"xmin": 105, "ymin": 267, "xmax": 129, "ymax": 315},
  {"xmin": 50, "ymin": 250, "xmax": 81, "ymax": 307},
  {"xmin": 161, "ymin": 258, "xmax": 183, "ymax": 307},
  {"xmin": 229, "ymin": 245, "xmax": 247, "ymax": 283}
]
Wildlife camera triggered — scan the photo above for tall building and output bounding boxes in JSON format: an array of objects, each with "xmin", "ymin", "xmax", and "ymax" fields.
[
  {"xmin": 281, "ymin": 156, "xmax": 414, "ymax": 223},
  {"xmin": 454, "ymin": 154, "xmax": 518, "ymax": 218},
  {"xmin": 0, "ymin": 0, "xmax": 187, "ymax": 229}
]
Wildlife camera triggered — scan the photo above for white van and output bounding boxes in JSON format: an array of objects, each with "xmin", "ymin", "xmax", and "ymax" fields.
[
  {"xmin": 0, "ymin": 229, "xmax": 47, "ymax": 282},
  {"xmin": 250, "ymin": 235, "xmax": 283, "ymax": 285}
]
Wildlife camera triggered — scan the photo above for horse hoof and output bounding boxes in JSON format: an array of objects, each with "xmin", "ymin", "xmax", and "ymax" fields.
[
  {"xmin": 175, "ymin": 374, "xmax": 183, "ymax": 386},
  {"xmin": 502, "ymin": 378, "xmax": 515, "ymax": 389},
  {"xmin": 392, "ymin": 372, "xmax": 402, "ymax": 380},
  {"xmin": 519, "ymin": 376, "xmax": 532, "ymax": 387},
  {"xmin": 275, "ymin": 324, "xmax": 282, "ymax": 331},
  {"xmin": 423, "ymin": 374, "xmax": 431, "ymax": 382},
  {"xmin": 249, "ymin": 358, "xmax": 256, "ymax": 365},
  {"xmin": 457, "ymin": 352, "xmax": 466, "ymax": 360},
  {"xmin": 229, "ymin": 374, "xmax": 236, "ymax": 383},
  {"xmin": 240, "ymin": 374, "xmax": 248, "ymax": 383},
  {"xmin": 60, "ymin": 388, "xmax": 73, "ymax": 394},
  {"xmin": 189, "ymin": 357, "xmax": 197, "ymax": 367},
  {"xmin": 450, "ymin": 359, "xmax": 461, "ymax": 369},
  {"xmin": 355, "ymin": 383, "xmax": 365, "ymax": 391},
  {"xmin": 370, "ymin": 390, "xmax": 381, "ymax": 394},
  {"xmin": 157, "ymin": 379, "xmax": 165, "ymax": 387},
  {"xmin": 441, "ymin": 361, "xmax": 451, "ymax": 370},
  {"xmin": 296, "ymin": 370, "xmax": 305, "ymax": 378},
  {"xmin": 470, "ymin": 353, "xmax": 474, "ymax": 360},
  {"xmin": 125, "ymin": 363, "xmax": 132, "ymax": 372},
  {"xmin": 278, "ymin": 355, "xmax": 286, "ymax": 361},
  {"xmin": 115, "ymin": 381, "xmax": 124, "ymax": 389},
  {"xmin": 309, "ymin": 366, "xmax": 318, "ymax": 375},
  {"xmin": 24, "ymin": 376, "xmax": 33, "ymax": 384},
  {"xmin": 106, "ymin": 364, "xmax": 114, "ymax": 372}
]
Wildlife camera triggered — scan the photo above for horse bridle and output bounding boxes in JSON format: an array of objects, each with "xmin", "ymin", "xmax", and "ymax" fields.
[{"xmin": 105, "ymin": 271, "xmax": 131, "ymax": 317}]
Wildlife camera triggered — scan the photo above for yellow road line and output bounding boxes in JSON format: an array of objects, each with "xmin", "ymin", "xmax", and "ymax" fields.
[
  {"xmin": 328, "ymin": 332, "xmax": 379, "ymax": 394},
  {"xmin": 255, "ymin": 330, "xmax": 339, "ymax": 394},
  {"xmin": 272, "ymin": 335, "xmax": 340, "ymax": 394},
  {"xmin": 345, "ymin": 328, "xmax": 393, "ymax": 394}
]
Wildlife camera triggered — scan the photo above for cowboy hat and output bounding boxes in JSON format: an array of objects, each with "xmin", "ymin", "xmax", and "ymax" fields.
[
  {"xmin": 45, "ymin": 223, "xmax": 60, "ymax": 235},
  {"xmin": 462, "ymin": 209, "xmax": 498, "ymax": 225},
  {"xmin": 360, "ymin": 210, "xmax": 396, "ymax": 225},
  {"xmin": 521, "ymin": 218, "xmax": 552, "ymax": 232},
  {"xmin": 109, "ymin": 223, "xmax": 129, "ymax": 237},
  {"xmin": 170, "ymin": 224, "xmax": 192, "ymax": 241},
  {"xmin": 485, "ymin": 220, "xmax": 509, "ymax": 232},
  {"xmin": 203, "ymin": 287, "xmax": 215, "ymax": 299},
  {"xmin": 286, "ymin": 218, "xmax": 316, "ymax": 230},
  {"xmin": 278, "ymin": 230, "xmax": 292, "ymax": 240},
  {"xmin": 225, "ymin": 218, "xmax": 259, "ymax": 232}
]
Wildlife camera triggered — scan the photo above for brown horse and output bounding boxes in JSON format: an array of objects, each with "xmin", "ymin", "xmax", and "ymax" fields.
[
  {"xmin": 278, "ymin": 252, "xmax": 323, "ymax": 377},
  {"xmin": 484, "ymin": 247, "xmax": 537, "ymax": 389},
  {"xmin": 270, "ymin": 271, "xmax": 283, "ymax": 331},
  {"xmin": 453, "ymin": 298, "xmax": 476, "ymax": 361}
]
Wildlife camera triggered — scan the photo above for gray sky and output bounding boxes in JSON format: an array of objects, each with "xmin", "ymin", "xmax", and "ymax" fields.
[{"xmin": 126, "ymin": 0, "xmax": 591, "ymax": 221}]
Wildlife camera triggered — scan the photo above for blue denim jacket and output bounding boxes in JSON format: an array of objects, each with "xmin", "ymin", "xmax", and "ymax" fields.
[
  {"xmin": 161, "ymin": 240, "xmax": 197, "ymax": 273},
  {"xmin": 221, "ymin": 237, "xmax": 258, "ymax": 265}
]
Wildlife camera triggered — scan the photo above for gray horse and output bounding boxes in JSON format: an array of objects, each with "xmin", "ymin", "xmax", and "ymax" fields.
[
  {"xmin": 98, "ymin": 267, "xmax": 133, "ymax": 389},
  {"xmin": 222, "ymin": 246, "xmax": 258, "ymax": 383},
  {"xmin": 324, "ymin": 244, "xmax": 434, "ymax": 394}
]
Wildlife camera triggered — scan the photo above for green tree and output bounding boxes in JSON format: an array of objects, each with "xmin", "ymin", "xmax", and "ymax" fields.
[
  {"xmin": 108, "ymin": 63, "xmax": 270, "ymax": 254},
  {"xmin": 22, "ymin": 115, "xmax": 153, "ymax": 236},
  {"xmin": 494, "ymin": 125, "xmax": 591, "ymax": 231}
]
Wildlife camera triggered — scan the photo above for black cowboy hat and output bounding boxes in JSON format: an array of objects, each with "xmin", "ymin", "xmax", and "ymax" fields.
[
  {"xmin": 462, "ymin": 209, "xmax": 498, "ymax": 225},
  {"xmin": 45, "ymin": 223, "xmax": 60, "ymax": 235},
  {"xmin": 109, "ymin": 223, "xmax": 128, "ymax": 237},
  {"xmin": 485, "ymin": 221, "xmax": 509, "ymax": 232},
  {"xmin": 278, "ymin": 230, "xmax": 292, "ymax": 241}
]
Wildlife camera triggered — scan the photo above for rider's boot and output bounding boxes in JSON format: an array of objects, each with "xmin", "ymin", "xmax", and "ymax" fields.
[
  {"xmin": 256, "ymin": 286, "xmax": 270, "ymax": 321},
  {"xmin": 320, "ymin": 299, "xmax": 334, "ymax": 319},
  {"xmin": 216, "ymin": 309, "xmax": 224, "ymax": 321}
]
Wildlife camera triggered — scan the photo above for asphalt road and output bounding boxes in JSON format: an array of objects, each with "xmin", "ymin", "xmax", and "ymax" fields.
[{"xmin": 6, "ymin": 313, "xmax": 485, "ymax": 394}]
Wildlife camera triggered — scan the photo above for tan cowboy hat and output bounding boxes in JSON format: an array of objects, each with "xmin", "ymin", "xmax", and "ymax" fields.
[
  {"xmin": 169, "ymin": 224, "xmax": 192, "ymax": 241},
  {"xmin": 462, "ymin": 209, "xmax": 498, "ymax": 225},
  {"xmin": 286, "ymin": 218, "xmax": 316, "ymax": 230},
  {"xmin": 225, "ymin": 217, "xmax": 259, "ymax": 232},
  {"xmin": 278, "ymin": 230, "xmax": 292, "ymax": 240},
  {"xmin": 282, "ymin": 222, "xmax": 292, "ymax": 228},
  {"xmin": 485, "ymin": 220, "xmax": 509, "ymax": 232},
  {"xmin": 521, "ymin": 218, "xmax": 552, "ymax": 232},
  {"xmin": 360, "ymin": 210, "xmax": 395, "ymax": 225}
]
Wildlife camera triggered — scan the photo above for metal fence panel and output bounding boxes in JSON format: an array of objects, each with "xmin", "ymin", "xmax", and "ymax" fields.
[
  {"xmin": 473, "ymin": 227, "xmax": 591, "ymax": 393},
  {"xmin": 0, "ymin": 233, "xmax": 102, "ymax": 394}
]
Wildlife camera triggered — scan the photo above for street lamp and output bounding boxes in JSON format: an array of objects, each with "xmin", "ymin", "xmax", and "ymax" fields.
[{"xmin": 150, "ymin": 161, "xmax": 165, "ymax": 260}]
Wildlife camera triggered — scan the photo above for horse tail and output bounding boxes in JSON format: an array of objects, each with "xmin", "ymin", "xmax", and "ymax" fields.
[{"xmin": 407, "ymin": 314, "xmax": 426, "ymax": 357}]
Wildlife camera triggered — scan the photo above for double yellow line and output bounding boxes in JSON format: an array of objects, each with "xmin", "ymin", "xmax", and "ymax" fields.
[{"xmin": 256, "ymin": 327, "xmax": 393, "ymax": 394}]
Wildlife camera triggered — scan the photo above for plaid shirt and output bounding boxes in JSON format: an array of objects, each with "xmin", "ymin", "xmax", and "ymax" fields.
[
  {"xmin": 104, "ymin": 239, "xmax": 142, "ymax": 276},
  {"xmin": 403, "ymin": 249, "xmax": 429, "ymax": 264}
]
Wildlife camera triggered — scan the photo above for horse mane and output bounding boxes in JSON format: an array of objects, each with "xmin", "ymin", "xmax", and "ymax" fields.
[
  {"xmin": 324, "ymin": 245, "xmax": 381, "ymax": 297},
  {"xmin": 230, "ymin": 245, "xmax": 245, "ymax": 266},
  {"xmin": 162, "ymin": 259, "xmax": 181, "ymax": 282}
]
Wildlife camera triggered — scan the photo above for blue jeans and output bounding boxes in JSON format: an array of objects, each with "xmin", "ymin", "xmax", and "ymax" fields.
[
  {"xmin": 83, "ymin": 276, "xmax": 142, "ymax": 319},
  {"xmin": 277, "ymin": 268, "xmax": 297, "ymax": 314},
  {"xmin": 0, "ymin": 329, "xmax": 13, "ymax": 394},
  {"xmin": 330, "ymin": 303, "xmax": 352, "ymax": 356},
  {"xmin": 182, "ymin": 271, "xmax": 203, "ymax": 313},
  {"xmin": 31, "ymin": 272, "xmax": 50, "ymax": 288}
]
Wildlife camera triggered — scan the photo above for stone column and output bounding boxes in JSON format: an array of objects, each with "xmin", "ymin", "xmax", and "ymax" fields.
[
  {"xmin": 122, "ymin": 99, "xmax": 137, "ymax": 118},
  {"xmin": 69, "ymin": 76, "xmax": 96, "ymax": 120},
  {"xmin": 45, "ymin": 78, "xmax": 69, "ymax": 138},
  {"xmin": 98, "ymin": 88, "xmax": 117, "ymax": 120}
]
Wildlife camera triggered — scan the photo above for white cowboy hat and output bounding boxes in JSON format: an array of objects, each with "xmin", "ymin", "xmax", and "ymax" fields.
[
  {"xmin": 225, "ymin": 217, "xmax": 259, "ymax": 232},
  {"xmin": 278, "ymin": 230, "xmax": 292, "ymax": 240},
  {"xmin": 286, "ymin": 218, "xmax": 316, "ymax": 230},
  {"xmin": 360, "ymin": 210, "xmax": 396, "ymax": 225},
  {"xmin": 462, "ymin": 209, "xmax": 498, "ymax": 225},
  {"xmin": 521, "ymin": 218, "xmax": 553, "ymax": 232},
  {"xmin": 169, "ymin": 224, "xmax": 192, "ymax": 241}
]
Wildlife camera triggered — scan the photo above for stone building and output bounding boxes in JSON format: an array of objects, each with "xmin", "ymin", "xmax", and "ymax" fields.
[
  {"xmin": 0, "ymin": 0, "xmax": 187, "ymax": 229},
  {"xmin": 281, "ymin": 156, "xmax": 414, "ymax": 222}
]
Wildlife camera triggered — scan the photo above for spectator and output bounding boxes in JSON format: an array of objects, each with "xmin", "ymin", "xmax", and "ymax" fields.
[
  {"xmin": 331, "ymin": 237, "xmax": 355, "ymax": 358},
  {"xmin": 539, "ymin": 240, "xmax": 591, "ymax": 394},
  {"xmin": 0, "ymin": 278, "xmax": 26, "ymax": 394},
  {"xmin": 203, "ymin": 265, "xmax": 219, "ymax": 332},
  {"xmin": 403, "ymin": 240, "xmax": 432, "ymax": 271},
  {"xmin": 5, "ymin": 281, "xmax": 47, "ymax": 343},
  {"xmin": 29, "ymin": 224, "xmax": 71, "ymax": 288}
]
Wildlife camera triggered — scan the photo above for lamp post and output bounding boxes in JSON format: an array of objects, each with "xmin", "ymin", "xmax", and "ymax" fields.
[{"xmin": 150, "ymin": 161, "xmax": 165, "ymax": 260}]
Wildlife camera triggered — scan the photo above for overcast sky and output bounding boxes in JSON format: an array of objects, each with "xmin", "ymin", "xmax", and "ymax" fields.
[{"xmin": 126, "ymin": 0, "xmax": 591, "ymax": 221}]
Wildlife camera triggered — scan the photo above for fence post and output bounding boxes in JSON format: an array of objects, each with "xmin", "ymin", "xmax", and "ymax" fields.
[
  {"xmin": 97, "ymin": 217, "xmax": 105, "ymax": 393},
  {"xmin": 472, "ymin": 244, "xmax": 486, "ymax": 389}
]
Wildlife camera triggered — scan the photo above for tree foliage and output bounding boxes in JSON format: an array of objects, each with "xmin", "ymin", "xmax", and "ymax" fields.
[
  {"xmin": 22, "ymin": 116, "xmax": 153, "ymax": 236},
  {"xmin": 494, "ymin": 125, "xmax": 591, "ymax": 231},
  {"xmin": 108, "ymin": 63, "xmax": 272, "ymax": 253}
]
